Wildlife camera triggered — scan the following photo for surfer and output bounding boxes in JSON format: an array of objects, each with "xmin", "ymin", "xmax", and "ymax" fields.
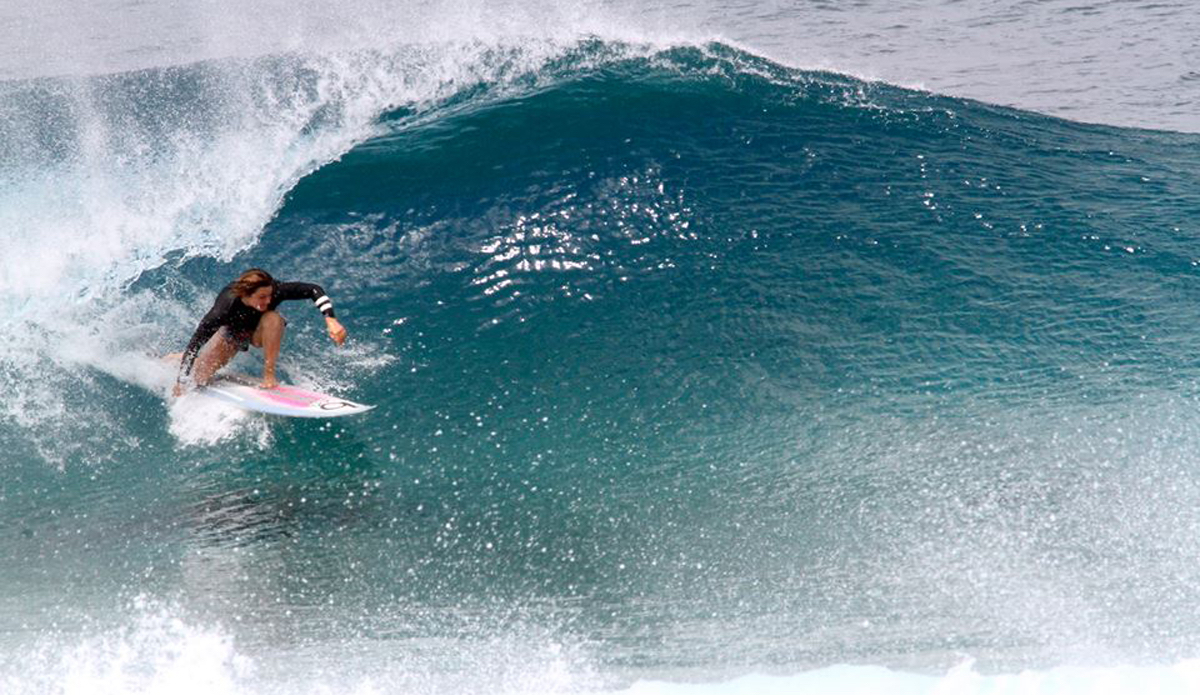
[{"xmin": 173, "ymin": 268, "xmax": 347, "ymax": 396}]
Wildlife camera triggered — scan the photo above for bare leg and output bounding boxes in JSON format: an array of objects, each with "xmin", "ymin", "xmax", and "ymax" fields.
[
  {"xmin": 252, "ymin": 311, "xmax": 285, "ymax": 388},
  {"xmin": 191, "ymin": 330, "xmax": 240, "ymax": 386}
]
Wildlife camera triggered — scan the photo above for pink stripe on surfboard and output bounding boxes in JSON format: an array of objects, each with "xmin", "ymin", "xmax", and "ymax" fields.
[
  {"xmin": 258, "ymin": 390, "xmax": 322, "ymax": 407},
  {"xmin": 273, "ymin": 384, "xmax": 326, "ymax": 400}
]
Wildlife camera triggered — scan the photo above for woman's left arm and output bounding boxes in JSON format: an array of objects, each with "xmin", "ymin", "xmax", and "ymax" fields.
[{"xmin": 275, "ymin": 281, "xmax": 348, "ymax": 345}]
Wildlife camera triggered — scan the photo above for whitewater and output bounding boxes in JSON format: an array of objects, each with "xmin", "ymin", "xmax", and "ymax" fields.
[{"xmin": 3, "ymin": 1, "xmax": 1200, "ymax": 693}]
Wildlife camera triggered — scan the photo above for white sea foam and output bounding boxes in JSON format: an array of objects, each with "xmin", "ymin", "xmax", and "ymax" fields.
[
  {"xmin": 2, "ymin": 600, "xmax": 251, "ymax": 695},
  {"xmin": 0, "ymin": 598, "xmax": 600, "ymax": 695},
  {"xmin": 0, "ymin": 0, "xmax": 693, "ymax": 81},
  {"xmin": 616, "ymin": 660, "xmax": 1200, "ymax": 695},
  {"xmin": 167, "ymin": 391, "xmax": 272, "ymax": 449},
  {"xmin": 7, "ymin": 606, "xmax": 1200, "ymax": 695}
]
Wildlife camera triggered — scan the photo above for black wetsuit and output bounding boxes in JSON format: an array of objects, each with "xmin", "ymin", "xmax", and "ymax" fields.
[{"xmin": 178, "ymin": 281, "xmax": 336, "ymax": 382}]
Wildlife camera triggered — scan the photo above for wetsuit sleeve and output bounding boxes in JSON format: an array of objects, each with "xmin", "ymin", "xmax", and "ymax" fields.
[
  {"xmin": 273, "ymin": 282, "xmax": 337, "ymax": 318},
  {"xmin": 178, "ymin": 289, "xmax": 238, "ymax": 381}
]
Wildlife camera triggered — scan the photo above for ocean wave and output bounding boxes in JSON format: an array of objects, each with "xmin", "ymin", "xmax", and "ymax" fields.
[{"xmin": 4, "ymin": 36, "xmax": 1200, "ymax": 684}]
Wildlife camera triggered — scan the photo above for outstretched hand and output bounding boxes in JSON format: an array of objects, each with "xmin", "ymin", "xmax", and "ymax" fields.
[{"xmin": 326, "ymin": 317, "xmax": 347, "ymax": 346}]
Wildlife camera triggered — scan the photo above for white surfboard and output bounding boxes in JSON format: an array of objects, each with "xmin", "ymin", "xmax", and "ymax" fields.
[{"xmin": 198, "ymin": 373, "xmax": 374, "ymax": 418}]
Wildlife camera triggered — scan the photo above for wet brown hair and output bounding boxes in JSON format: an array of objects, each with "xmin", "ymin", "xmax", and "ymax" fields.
[{"xmin": 230, "ymin": 268, "xmax": 275, "ymax": 298}]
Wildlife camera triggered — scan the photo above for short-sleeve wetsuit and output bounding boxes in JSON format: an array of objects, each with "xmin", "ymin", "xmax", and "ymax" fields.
[{"xmin": 178, "ymin": 281, "xmax": 336, "ymax": 383}]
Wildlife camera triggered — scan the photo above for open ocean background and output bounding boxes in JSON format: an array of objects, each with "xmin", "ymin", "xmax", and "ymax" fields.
[{"xmin": 3, "ymin": 1, "xmax": 1200, "ymax": 693}]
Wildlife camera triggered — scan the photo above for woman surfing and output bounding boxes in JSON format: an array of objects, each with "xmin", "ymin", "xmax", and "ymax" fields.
[{"xmin": 172, "ymin": 268, "xmax": 347, "ymax": 396}]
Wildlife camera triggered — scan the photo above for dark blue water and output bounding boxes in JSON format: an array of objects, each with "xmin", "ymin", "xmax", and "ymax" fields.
[{"xmin": 4, "ymin": 39, "xmax": 1200, "ymax": 695}]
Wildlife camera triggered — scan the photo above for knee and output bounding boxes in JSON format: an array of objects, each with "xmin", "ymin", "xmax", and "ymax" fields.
[
  {"xmin": 260, "ymin": 311, "xmax": 285, "ymax": 331},
  {"xmin": 253, "ymin": 311, "xmax": 286, "ymax": 348}
]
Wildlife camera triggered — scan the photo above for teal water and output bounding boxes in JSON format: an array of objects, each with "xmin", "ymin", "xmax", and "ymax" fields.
[{"xmin": 4, "ymin": 40, "xmax": 1200, "ymax": 693}]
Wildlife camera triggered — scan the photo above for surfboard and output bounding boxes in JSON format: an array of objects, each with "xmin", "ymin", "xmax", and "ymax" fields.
[{"xmin": 197, "ymin": 373, "xmax": 374, "ymax": 418}]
